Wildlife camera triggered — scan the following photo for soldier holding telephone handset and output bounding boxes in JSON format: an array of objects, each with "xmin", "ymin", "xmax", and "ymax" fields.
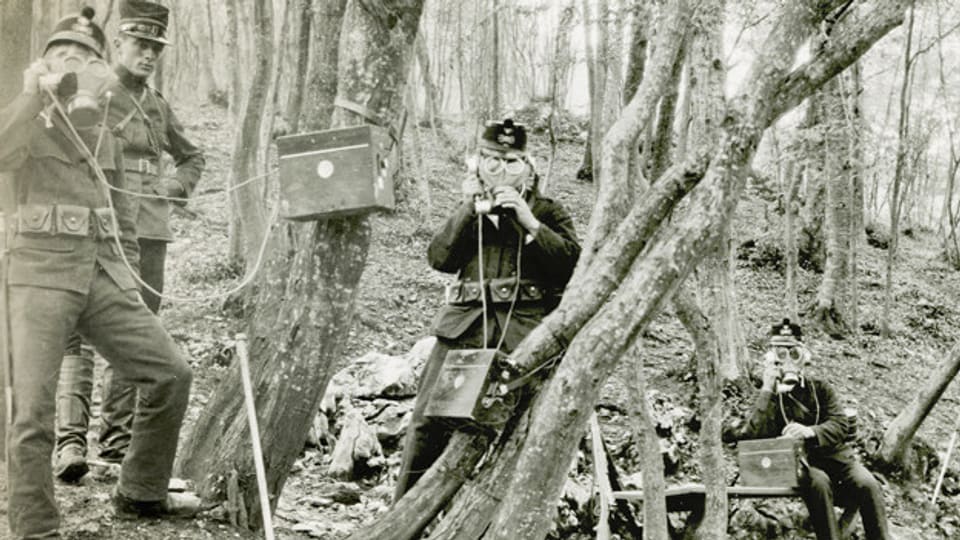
[
  {"xmin": 394, "ymin": 119, "xmax": 581, "ymax": 499},
  {"xmin": 734, "ymin": 319, "xmax": 891, "ymax": 540}
]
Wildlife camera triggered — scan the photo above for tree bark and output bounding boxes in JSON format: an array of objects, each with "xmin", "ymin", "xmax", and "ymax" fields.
[
  {"xmin": 673, "ymin": 289, "xmax": 726, "ymax": 540},
  {"xmin": 879, "ymin": 344, "xmax": 960, "ymax": 467},
  {"xmin": 284, "ymin": 0, "xmax": 312, "ymax": 132},
  {"xmin": 176, "ymin": 0, "xmax": 425, "ymax": 530},
  {"xmin": 812, "ymin": 70, "xmax": 857, "ymax": 337},
  {"xmin": 882, "ymin": 5, "xmax": 916, "ymax": 337},
  {"xmin": 227, "ymin": 0, "xmax": 272, "ymax": 266},
  {"xmin": 625, "ymin": 341, "xmax": 669, "ymax": 540}
]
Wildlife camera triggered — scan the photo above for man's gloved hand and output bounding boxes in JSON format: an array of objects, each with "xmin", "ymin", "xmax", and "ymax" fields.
[{"xmin": 782, "ymin": 422, "xmax": 816, "ymax": 440}]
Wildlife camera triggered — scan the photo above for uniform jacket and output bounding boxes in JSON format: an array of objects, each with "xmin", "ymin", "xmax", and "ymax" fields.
[
  {"xmin": 739, "ymin": 377, "xmax": 855, "ymax": 464},
  {"xmin": 427, "ymin": 192, "xmax": 580, "ymax": 351},
  {"xmin": 0, "ymin": 92, "xmax": 140, "ymax": 293},
  {"xmin": 105, "ymin": 66, "xmax": 204, "ymax": 241}
]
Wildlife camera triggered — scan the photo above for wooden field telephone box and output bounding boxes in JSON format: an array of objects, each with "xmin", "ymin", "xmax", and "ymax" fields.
[
  {"xmin": 737, "ymin": 438, "xmax": 806, "ymax": 488},
  {"xmin": 276, "ymin": 124, "xmax": 396, "ymax": 220},
  {"xmin": 423, "ymin": 349, "xmax": 500, "ymax": 421}
]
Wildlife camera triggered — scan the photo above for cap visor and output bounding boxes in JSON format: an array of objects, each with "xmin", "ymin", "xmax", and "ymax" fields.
[{"xmin": 121, "ymin": 30, "xmax": 170, "ymax": 45}]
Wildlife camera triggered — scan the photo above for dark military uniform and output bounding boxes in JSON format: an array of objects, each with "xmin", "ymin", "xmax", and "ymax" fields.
[
  {"xmin": 739, "ymin": 379, "xmax": 890, "ymax": 540},
  {"xmin": 394, "ymin": 192, "xmax": 580, "ymax": 498},
  {"xmin": 1, "ymin": 88, "xmax": 191, "ymax": 537},
  {"xmin": 56, "ymin": 0, "xmax": 203, "ymax": 469}
]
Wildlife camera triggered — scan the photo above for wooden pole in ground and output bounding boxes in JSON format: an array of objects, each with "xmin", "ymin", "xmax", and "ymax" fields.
[{"xmin": 237, "ymin": 333, "xmax": 276, "ymax": 540}]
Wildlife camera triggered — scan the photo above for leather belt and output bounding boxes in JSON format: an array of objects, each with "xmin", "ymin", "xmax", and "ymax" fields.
[{"xmin": 123, "ymin": 157, "xmax": 159, "ymax": 176}]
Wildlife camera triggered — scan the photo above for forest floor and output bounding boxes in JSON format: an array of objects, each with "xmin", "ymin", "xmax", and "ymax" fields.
[{"xmin": 2, "ymin": 102, "xmax": 960, "ymax": 539}]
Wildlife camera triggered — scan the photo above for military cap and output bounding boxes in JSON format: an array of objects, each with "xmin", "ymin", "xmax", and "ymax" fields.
[
  {"xmin": 770, "ymin": 318, "xmax": 803, "ymax": 342},
  {"xmin": 119, "ymin": 0, "xmax": 170, "ymax": 45},
  {"xmin": 45, "ymin": 7, "xmax": 107, "ymax": 58},
  {"xmin": 480, "ymin": 118, "xmax": 527, "ymax": 154}
]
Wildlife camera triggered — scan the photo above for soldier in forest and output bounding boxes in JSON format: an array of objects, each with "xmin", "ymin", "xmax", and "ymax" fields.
[
  {"xmin": 734, "ymin": 319, "xmax": 891, "ymax": 540},
  {"xmin": 394, "ymin": 119, "xmax": 582, "ymax": 499},
  {"xmin": 54, "ymin": 0, "xmax": 205, "ymax": 482},
  {"xmin": 0, "ymin": 7, "xmax": 199, "ymax": 538}
]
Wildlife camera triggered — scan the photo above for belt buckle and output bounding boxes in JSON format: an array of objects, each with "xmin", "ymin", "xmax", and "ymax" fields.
[{"xmin": 138, "ymin": 158, "xmax": 150, "ymax": 174}]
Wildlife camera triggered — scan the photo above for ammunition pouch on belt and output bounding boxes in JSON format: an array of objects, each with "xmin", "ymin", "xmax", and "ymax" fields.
[
  {"xmin": 12, "ymin": 204, "xmax": 117, "ymax": 240},
  {"xmin": 445, "ymin": 277, "xmax": 556, "ymax": 306}
]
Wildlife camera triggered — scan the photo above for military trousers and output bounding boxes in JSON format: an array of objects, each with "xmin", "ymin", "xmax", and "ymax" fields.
[
  {"xmin": 5, "ymin": 266, "xmax": 191, "ymax": 539},
  {"xmin": 800, "ymin": 456, "xmax": 891, "ymax": 540},
  {"xmin": 56, "ymin": 238, "xmax": 168, "ymax": 460}
]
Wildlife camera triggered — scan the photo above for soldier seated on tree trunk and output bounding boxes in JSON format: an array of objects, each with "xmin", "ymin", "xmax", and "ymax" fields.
[
  {"xmin": 393, "ymin": 118, "xmax": 581, "ymax": 500},
  {"xmin": 732, "ymin": 319, "xmax": 891, "ymax": 540}
]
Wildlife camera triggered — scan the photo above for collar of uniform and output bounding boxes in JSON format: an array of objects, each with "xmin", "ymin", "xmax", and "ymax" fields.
[{"xmin": 115, "ymin": 64, "xmax": 149, "ymax": 91}]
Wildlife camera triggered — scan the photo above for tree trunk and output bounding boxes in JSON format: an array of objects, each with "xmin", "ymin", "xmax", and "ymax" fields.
[
  {"xmin": 285, "ymin": 0, "xmax": 312, "ymax": 132},
  {"xmin": 176, "ymin": 0, "xmax": 425, "ymax": 529},
  {"xmin": 673, "ymin": 289, "xmax": 726, "ymax": 540},
  {"xmin": 226, "ymin": 0, "xmax": 272, "ymax": 266},
  {"xmin": 812, "ymin": 66, "xmax": 858, "ymax": 337},
  {"xmin": 882, "ymin": 5, "xmax": 915, "ymax": 337},
  {"xmin": 0, "ymin": 0, "xmax": 32, "ymax": 462},
  {"xmin": 784, "ymin": 159, "xmax": 802, "ymax": 321},
  {"xmin": 626, "ymin": 342, "xmax": 669, "ymax": 540},
  {"xmin": 879, "ymin": 344, "xmax": 960, "ymax": 468}
]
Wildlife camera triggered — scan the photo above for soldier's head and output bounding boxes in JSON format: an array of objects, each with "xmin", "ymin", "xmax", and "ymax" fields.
[
  {"xmin": 44, "ymin": 7, "xmax": 106, "ymax": 65},
  {"xmin": 764, "ymin": 318, "xmax": 811, "ymax": 391},
  {"xmin": 43, "ymin": 8, "xmax": 114, "ymax": 129},
  {"xmin": 473, "ymin": 118, "xmax": 535, "ymax": 194},
  {"xmin": 114, "ymin": 0, "xmax": 170, "ymax": 78}
]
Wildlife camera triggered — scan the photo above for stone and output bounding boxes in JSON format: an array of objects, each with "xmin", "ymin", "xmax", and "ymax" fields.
[{"xmin": 328, "ymin": 405, "xmax": 384, "ymax": 480}]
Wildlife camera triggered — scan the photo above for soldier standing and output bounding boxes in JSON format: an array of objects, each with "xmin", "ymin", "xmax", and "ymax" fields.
[
  {"xmin": 0, "ymin": 7, "xmax": 198, "ymax": 538},
  {"xmin": 54, "ymin": 0, "xmax": 204, "ymax": 481}
]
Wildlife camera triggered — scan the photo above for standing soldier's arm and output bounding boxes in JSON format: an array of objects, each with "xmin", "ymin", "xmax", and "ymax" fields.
[{"xmin": 161, "ymin": 97, "xmax": 204, "ymax": 202}]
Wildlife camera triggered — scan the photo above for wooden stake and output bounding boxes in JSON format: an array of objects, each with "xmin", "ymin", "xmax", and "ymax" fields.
[{"xmin": 237, "ymin": 333, "xmax": 275, "ymax": 540}]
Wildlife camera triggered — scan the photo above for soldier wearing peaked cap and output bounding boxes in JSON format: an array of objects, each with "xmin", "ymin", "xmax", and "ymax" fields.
[
  {"xmin": 54, "ymin": 0, "xmax": 205, "ymax": 483},
  {"xmin": 0, "ymin": 6, "xmax": 198, "ymax": 538},
  {"xmin": 393, "ymin": 119, "xmax": 581, "ymax": 499}
]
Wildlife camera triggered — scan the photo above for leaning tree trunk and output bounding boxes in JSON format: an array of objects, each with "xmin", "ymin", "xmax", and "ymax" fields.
[
  {"xmin": 879, "ymin": 344, "xmax": 960, "ymax": 468},
  {"xmin": 176, "ymin": 0, "xmax": 425, "ymax": 530},
  {"xmin": 0, "ymin": 0, "xmax": 32, "ymax": 459},
  {"xmin": 227, "ymin": 0, "xmax": 272, "ymax": 266}
]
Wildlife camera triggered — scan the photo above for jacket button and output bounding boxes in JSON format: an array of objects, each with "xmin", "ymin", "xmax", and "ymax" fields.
[{"xmin": 499, "ymin": 286, "xmax": 509, "ymax": 294}]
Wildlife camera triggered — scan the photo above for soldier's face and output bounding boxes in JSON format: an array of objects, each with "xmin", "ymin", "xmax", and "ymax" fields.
[{"xmin": 115, "ymin": 35, "xmax": 165, "ymax": 78}]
